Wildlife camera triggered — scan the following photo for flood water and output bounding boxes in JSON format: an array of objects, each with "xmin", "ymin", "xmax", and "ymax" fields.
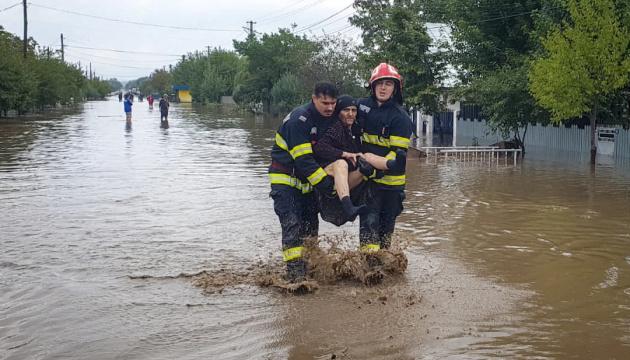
[{"xmin": 1, "ymin": 98, "xmax": 630, "ymax": 359}]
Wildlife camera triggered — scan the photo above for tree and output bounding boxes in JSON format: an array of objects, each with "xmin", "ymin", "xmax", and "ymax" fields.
[
  {"xmin": 302, "ymin": 35, "xmax": 366, "ymax": 98},
  {"xmin": 350, "ymin": 0, "xmax": 447, "ymax": 111},
  {"xmin": 271, "ymin": 73, "xmax": 308, "ymax": 114},
  {"xmin": 467, "ymin": 63, "xmax": 547, "ymax": 152},
  {"xmin": 106, "ymin": 78, "xmax": 123, "ymax": 91},
  {"xmin": 529, "ymin": 0, "xmax": 630, "ymax": 163},
  {"xmin": 171, "ymin": 49, "xmax": 248, "ymax": 103},
  {"xmin": 424, "ymin": 0, "xmax": 560, "ymax": 149},
  {"xmin": 233, "ymin": 29, "xmax": 320, "ymax": 111}
]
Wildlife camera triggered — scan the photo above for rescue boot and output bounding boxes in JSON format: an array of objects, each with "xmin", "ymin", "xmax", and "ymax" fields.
[
  {"xmin": 341, "ymin": 196, "xmax": 367, "ymax": 220},
  {"xmin": 286, "ymin": 258, "xmax": 307, "ymax": 283},
  {"xmin": 386, "ymin": 149, "xmax": 407, "ymax": 172}
]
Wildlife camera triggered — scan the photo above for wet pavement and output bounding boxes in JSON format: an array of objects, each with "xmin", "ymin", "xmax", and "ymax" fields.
[{"xmin": 1, "ymin": 97, "xmax": 629, "ymax": 359}]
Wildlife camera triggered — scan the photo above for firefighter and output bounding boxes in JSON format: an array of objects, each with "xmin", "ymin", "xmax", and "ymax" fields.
[
  {"xmin": 357, "ymin": 63, "xmax": 412, "ymax": 259},
  {"xmin": 269, "ymin": 82, "xmax": 338, "ymax": 283}
]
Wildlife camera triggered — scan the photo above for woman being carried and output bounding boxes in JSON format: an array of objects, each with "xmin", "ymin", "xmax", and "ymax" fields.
[{"xmin": 313, "ymin": 95, "xmax": 406, "ymax": 220}]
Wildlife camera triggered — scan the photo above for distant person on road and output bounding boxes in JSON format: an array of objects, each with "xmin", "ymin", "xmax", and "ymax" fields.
[
  {"xmin": 147, "ymin": 95, "xmax": 154, "ymax": 109},
  {"xmin": 118, "ymin": 91, "xmax": 123, "ymax": 102},
  {"xmin": 124, "ymin": 93, "xmax": 133, "ymax": 122},
  {"xmin": 159, "ymin": 94, "xmax": 169, "ymax": 122}
]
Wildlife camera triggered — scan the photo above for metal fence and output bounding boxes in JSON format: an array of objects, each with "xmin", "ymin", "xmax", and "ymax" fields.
[{"xmin": 455, "ymin": 118, "xmax": 630, "ymax": 160}]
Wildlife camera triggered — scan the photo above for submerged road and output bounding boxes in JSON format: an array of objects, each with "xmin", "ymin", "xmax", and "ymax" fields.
[{"xmin": 1, "ymin": 97, "xmax": 630, "ymax": 359}]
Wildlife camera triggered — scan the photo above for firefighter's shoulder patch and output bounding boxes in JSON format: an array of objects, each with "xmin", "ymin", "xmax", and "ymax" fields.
[{"xmin": 359, "ymin": 104, "xmax": 371, "ymax": 113}]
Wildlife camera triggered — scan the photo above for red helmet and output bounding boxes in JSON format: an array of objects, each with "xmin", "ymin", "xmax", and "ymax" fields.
[{"xmin": 369, "ymin": 63, "xmax": 403, "ymax": 89}]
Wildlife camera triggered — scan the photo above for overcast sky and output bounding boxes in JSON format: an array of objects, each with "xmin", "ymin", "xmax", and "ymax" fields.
[{"xmin": 0, "ymin": 0, "xmax": 360, "ymax": 81}]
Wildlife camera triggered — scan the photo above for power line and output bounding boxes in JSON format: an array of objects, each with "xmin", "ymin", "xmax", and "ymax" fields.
[
  {"xmin": 67, "ymin": 53, "xmax": 159, "ymax": 70},
  {"xmin": 295, "ymin": 3, "xmax": 353, "ymax": 33},
  {"xmin": 65, "ymin": 44, "xmax": 181, "ymax": 57},
  {"xmin": 0, "ymin": 1, "xmax": 20, "ymax": 12},
  {"xmin": 426, "ymin": 5, "xmax": 565, "ymax": 31},
  {"xmin": 67, "ymin": 49, "xmax": 176, "ymax": 63},
  {"xmin": 255, "ymin": 0, "xmax": 310, "ymax": 22},
  {"xmin": 257, "ymin": 0, "xmax": 323, "ymax": 25},
  {"xmin": 296, "ymin": 7, "xmax": 356, "ymax": 34},
  {"xmin": 28, "ymin": 2, "xmax": 242, "ymax": 32}
]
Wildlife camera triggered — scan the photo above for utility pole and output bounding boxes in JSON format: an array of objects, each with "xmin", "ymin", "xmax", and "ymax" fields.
[
  {"xmin": 245, "ymin": 20, "xmax": 256, "ymax": 37},
  {"xmin": 22, "ymin": 0, "xmax": 27, "ymax": 58},
  {"xmin": 60, "ymin": 33, "xmax": 64, "ymax": 62},
  {"xmin": 89, "ymin": 62, "xmax": 92, "ymax": 80},
  {"xmin": 206, "ymin": 45, "xmax": 211, "ymax": 57}
]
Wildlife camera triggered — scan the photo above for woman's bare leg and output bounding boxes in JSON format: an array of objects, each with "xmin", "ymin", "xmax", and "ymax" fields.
[
  {"xmin": 348, "ymin": 170, "xmax": 363, "ymax": 190},
  {"xmin": 324, "ymin": 159, "xmax": 349, "ymax": 200}
]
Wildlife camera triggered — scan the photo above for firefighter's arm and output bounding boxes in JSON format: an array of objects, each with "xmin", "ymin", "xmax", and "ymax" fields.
[
  {"xmin": 283, "ymin": 118, "xmax": 334, "ymax": 191},
  {"xmin": 385, "ymin": 112, "xmax": 413, "ymax": 159}
]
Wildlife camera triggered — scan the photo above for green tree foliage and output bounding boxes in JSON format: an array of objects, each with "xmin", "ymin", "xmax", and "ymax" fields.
[
  {"xmin": 148, "ymin": 69, "xmax": 173, "ymax": 96},
  {"xmin": 271, "ymin": 73, "xmax": 308, "ymax": 114},
  {"xmin": 0, "ymin": 26, "xmax": 98, "ymax": 116},
  {"xmin": 84, "ymin": 78, "xmax": 112, "ymax": 100},
  {"xmin": 529, "ymin": 0, "xmax": 630, "ymax": 162},
  {"xmin": 106, "ymin": 78, "xmax": 123, "ymax": 91},
  {"xmin": 0, "ymin": 30, "xmax": 37, "ymax": 115},
  {"xmin": 302, "ymin": 35, "xmax": 366, "ymax": 98},
  {"xmin": 171, "ymin": 49, "xmax": 247, "ymax": 103},
  {"xmin": 467, "ymin": 64, "xmax": 547, "ymax": 151},
  {"xmin": 125, "ymin": 76, "xmax": 149, "ymax": 91},
  {"xmin": 233, "ymin": 29, "xmax": 320, "ymax": 110},
  {"xmin": 425, "ymin": 0, "xmax": 557, "ymax": 147},
  {"xmin": 350, "ymin": 0, "xmax": 446, "ymax": 111}
]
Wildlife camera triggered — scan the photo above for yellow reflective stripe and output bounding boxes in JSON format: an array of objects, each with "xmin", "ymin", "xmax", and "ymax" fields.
[
  {"xmin": 283, "ymin": 246, "xmax": 304, "ymax": 262},
  {"xmin": 362, "ymin": 133, "xmax": 390, "ymax": 148},
  {"xmin": 360, "ymin": 244, "xmax": 380, "ymax": 253},
  {"xmin": 289, "ymin": 143, "xmax": 313, "ymax": 159},
  {"xmin": 269, "ymin": 173, "xmax": 313, "ymax": 193},
  {"xmin": 390, "ymin": 135, "xmax": 410, "ymax": 149},
  {"xmin": 385, "ymin": 151, "xmax": 396, "ymax": 160},
  {"xmin": 374, "ymin": 174, "xmax": 406, "ymax": 186},
  {"xmin": 275, "ymin": 133, "xmax": 288, "ymax": 151},
  {"xmin": 307, "ymin": 167, "xmax": 327, "ymax": 185}
]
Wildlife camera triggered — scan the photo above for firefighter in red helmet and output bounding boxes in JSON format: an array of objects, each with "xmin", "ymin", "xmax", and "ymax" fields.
[{"xmin": 356, "ymin": 63, "xmax": 413, "ymax": 268}]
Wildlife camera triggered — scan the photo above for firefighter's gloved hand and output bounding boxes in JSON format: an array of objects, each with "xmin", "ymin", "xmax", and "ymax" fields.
[
  {"xmin": 315, "ymin": 175, "xmax": 336, "ymax": 197},
  {"xmin": 357, "ymin": 157, "xmax": 376, "ymax": 178}
]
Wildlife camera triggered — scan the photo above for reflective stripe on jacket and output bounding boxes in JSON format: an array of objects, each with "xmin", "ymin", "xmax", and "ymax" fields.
[
  {"xmin": 269, "ymin": 102, "xmax": 336, "ymax": 192},
  {"xmin": 357, "ymin": 96, "xmax": 412, "ymax": 190}
]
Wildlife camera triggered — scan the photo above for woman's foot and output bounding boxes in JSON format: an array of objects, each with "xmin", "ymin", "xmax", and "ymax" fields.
[{"xmin": 341, "ymin": 196, "xmax": 367, "ymax": 220}]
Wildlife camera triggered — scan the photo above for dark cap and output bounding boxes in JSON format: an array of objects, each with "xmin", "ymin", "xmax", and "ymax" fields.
[{"xmin": 336, "ymin": 95, "xmax": 357, "ymax": 111}]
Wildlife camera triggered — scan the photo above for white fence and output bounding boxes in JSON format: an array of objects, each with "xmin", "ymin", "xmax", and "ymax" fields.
[{"xmin": 455, "ymin": 118, "xmax": 630, "ymax": 160}]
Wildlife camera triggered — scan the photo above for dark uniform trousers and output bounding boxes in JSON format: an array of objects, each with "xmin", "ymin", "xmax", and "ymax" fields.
[
  {"xmin": 359, "ymin": 182, "xmax": 405, "ymax": 249},
  {"xmin": 270, "ymin": 185, "xmax": 318, "ymax": 253}
]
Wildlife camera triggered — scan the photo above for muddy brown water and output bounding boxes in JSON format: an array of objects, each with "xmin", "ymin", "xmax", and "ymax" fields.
[{"xmin": 1, "ymin": 98, "xmax": 629, "ymax": 359}]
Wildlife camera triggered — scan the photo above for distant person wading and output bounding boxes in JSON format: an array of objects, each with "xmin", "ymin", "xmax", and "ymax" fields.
[
  {"xmin": 159, "ymin": 94, "xmax": 170, "ymax": 122},
  {"xmin": 123, "ymin": 93, "xmax": 133, "ymax": 122}
]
